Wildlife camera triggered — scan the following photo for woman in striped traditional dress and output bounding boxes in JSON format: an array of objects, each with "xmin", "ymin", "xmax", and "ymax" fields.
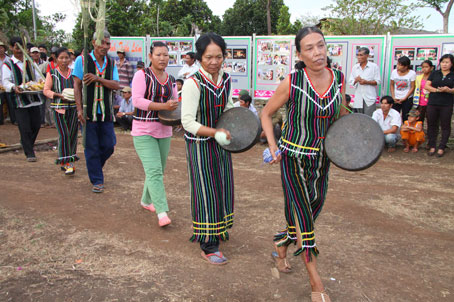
[
  {"xmin": 43, "ymin": 47, "xmax": 78, "ymax": 175},
  {"xmin": 261, "ymin": 27, "xmax": 348, "ymax": 302},
  {"xmin": 131, "ymin": 41, "xmax": 179, "ymax": 227},
  {"xmin": 181, "ymin": 33, "xmax": 234, "ymax": 265}
]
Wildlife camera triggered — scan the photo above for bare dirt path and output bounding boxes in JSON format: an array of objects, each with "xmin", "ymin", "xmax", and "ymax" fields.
[{"xmin": 0, "ymin": 129, "xmax": 453, "ymax": 302}]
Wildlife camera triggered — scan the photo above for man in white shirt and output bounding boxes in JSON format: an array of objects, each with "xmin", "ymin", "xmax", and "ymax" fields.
[
  {"xmin": 178, "ymin": 52, "xmax": 199, "ymax": 80},
  {"xmin": 233, "ymin": 93, "xmax": 258, "ymax": 117},
  {"xmin": 372, "ymin": 96, "xmax": 402, "ymax": 152},
  {"xmin": 349, "ymin": 47, "xmax": 381, "ymax": 116},
  {"xmin": 0, "ymin": 41, "xmax": 12, "ymax": 125},
  {"xmin": 2, "ymin": 37, "xmax": 43, "ymax": 161}
]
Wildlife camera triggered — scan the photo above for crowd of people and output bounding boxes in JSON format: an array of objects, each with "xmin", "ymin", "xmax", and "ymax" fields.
[{"xmin": 1, "ymin": 26, "xmax": 453, "ymax": 302}]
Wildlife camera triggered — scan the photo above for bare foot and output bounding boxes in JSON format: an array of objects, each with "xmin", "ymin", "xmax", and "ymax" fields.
[
  {"xmin": 412, "ymin": 147, "xmax": 418, "ymax": 153},
  {"xmin": 403, "ymin": 147, "xmax": 410, "ymax": 153}
]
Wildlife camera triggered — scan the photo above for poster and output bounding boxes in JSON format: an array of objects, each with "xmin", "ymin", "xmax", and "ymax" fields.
[
  {"xmin": 328, "ymin": 43, "xmax": 346, "ymax": 71},
  {"xmin": 416, "ymin": 47, "xmax": 438, "ymax": 60},
  {"xmin": 394, "ymin": 47, "xmax": 415, "ymax": 60},
  {"xmin": 223, "ymin": 37, "xmax": 252, "ymax": 97},
  {"xmin": 149, "ymin": 37, "xmax": 195, "ymax": 80},
  {"xmin": 442, "ymin": 43, "xmax": 454, "ymax": 55},
  {"xmin": 108, "ymin": 37, "xmax": 146, "ymax": 72}
]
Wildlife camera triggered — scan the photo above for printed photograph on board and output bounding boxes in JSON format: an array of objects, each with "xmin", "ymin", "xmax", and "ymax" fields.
[
  {"xmin": 394, "ymin": 48, "xmax": 415, "ymax": 60},
  {"xmin": 168, "ymin": 54, "xmax": 178, "ymax": 65},
  {"xmin": 257, "ymin": 68, "xmax": 274, "ymax": 81},
  {"xmin": 442, "ymin": 43, "xmax": 454, "ymax": 55},
  {"xmin": 258, "ymin": 41, "xmax": 273, "ymax": 52},
  {"xmin": 233, "ymin": 62, "xmax": 246, "ymax": 73},
  {"xmin": 233, "ymin": 48, "xmax": 247, "ymax": 59},
  {"xmin": 166, "ymin": 41, "xmax": 179, "ymax": 52},
  {"xmin": 327, "ymin": 44, "xmax": 343, "ymax": 56},
  {"xmin": 226, "ymin": 49, "xmax": 233, "ymax": 59},
  {"xmin": 416, "ymin": 47, "xmax": 438, "ymax": 60},
  {"xmin": 222, "ymin": 62, "xmax": 233, "ymax": 73},
  {"xmin": 180, "ymin": 41, "xmax": 192, "ymax": 52},
  {"xmin": 273, "ymin": 41, "xmax": 290, "ymax": 53}
]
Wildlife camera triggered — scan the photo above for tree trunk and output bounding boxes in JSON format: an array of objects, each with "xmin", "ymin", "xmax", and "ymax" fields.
[
  {"xmin": 157, "ymin": 5, "xmax": 160, "ymax": 36},
  {"xmin": 266, "ymin": 0, "xmax": 271, "ymax": 35},
  {"xmin": 443, "ymin": 14, "xmax": 449, "ymax": 33}
]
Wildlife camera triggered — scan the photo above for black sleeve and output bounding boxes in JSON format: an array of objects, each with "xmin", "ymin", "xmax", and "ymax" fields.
[{"xmin": 428, "ymin": 70, "xmax": 435, "ymax": 82}]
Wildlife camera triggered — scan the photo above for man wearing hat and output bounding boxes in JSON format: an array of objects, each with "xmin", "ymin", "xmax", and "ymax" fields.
[
  {"xmin": 115, "ymin": 86, "xmax": 134, "ymax": 130},
  {"xmin": 68, "ymin": 49, "xmax": 76, "ymax": 69},
  {"xmin": 116, "ymin": 47, "xmax": 133, "ymax": 90},
  {"xmin": 30, "ymin": 47, "xmax": 43, "ymax": 66}
]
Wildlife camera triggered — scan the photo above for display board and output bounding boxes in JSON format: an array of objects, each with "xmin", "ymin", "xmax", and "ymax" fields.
[
  {"xmin": 253, "ymin": 36, "xmax": 293, "ymax": 99},
  {"xmin": 326, "ymin": 36, "xmax": 386, "ymax": 104},
  {"xmin": 253, "ymin": 35, "xmax": 386, "ymax": 101},
  {"xmin": 148, "ymin": 37, "xmax": 195, "ymax": 80},
  {"xmin": 223, "ymin": 36, "xmax": 252, "ymax": 97},
  {"xmin": 108, "ymin": 37, "xmax": 146, "ymax": 73},
  {"xmin": 385, "ymin": 34, "xmax": 454, "ymax": 94}
]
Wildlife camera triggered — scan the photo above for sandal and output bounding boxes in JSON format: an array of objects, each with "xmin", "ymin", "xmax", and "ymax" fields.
[
  {"xmin": 428, "ymin": 148, "xmax": 436, "ymax": 156},
  {"xmin": 201, "ymin": 251, "xmax": 228, "ymax": 265},
  {"xmin": 403, "ymin": 146, "xmax": 410, "ymax": 153},
  {"xmin": 411, "ymin": 147, "xmax": 419, "ymax": 153},
  {"xmin": 311, "ymin": 291, "xmax": 331, "ymax": 302},
  {"xmin": 436, "ymin": 149, "xmax": 445, "ymax": 157},
  {"xmin": 92, "ymin": 184, "xmax": 104, "ymax": 193},
  {"xmin": 271, "ymin": 244, "xmax": 292, "ymax": 273}
]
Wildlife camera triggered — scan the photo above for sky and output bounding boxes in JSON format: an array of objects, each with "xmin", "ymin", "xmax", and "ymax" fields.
[{"xmin": 35, "ymin": 0, "xmax": 453, "ymax": 35}]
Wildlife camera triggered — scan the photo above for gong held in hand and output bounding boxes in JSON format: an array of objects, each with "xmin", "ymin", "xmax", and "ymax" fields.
[
  {"xmin": 324, "ymin": 113, "xmax": 384, "ymax": 171},
  {"xmin": 158, "ymin": 83, "xmax": 181, "ymax": 126},
  {"xmin": 215, "ymin": 107, "xmax": 261, "ymax": 153}
]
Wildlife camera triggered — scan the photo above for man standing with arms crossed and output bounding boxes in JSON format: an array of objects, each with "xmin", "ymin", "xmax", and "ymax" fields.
[
  {"xmin": 349, "ymin": 47, "xmax": 381, "ymax": 116},
  {"xmin": 73, "ymin": 30, "xmax": 120, "ymax": 193}
]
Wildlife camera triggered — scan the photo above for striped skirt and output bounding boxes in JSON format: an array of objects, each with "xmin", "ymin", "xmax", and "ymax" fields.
[
  {"xmin": 53, "ymin": 108, "xmax": 79, "ymax": 164},
  {"xmin": 185, "ymin": 138, "xmax": 234, "ymax": 243},
  {"xmin": 274, "ymin": 152, "xmax": 330, "ymax": 262}
]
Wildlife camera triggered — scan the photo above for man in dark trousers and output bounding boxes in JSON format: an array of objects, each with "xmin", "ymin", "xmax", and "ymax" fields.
[
  {"xmin": 73, "ymin": 30, "xmax": 120, "ymax": 193},
  {"xmin": 2, "ymin": 37, "xmax": 43, "ymax": 161}
]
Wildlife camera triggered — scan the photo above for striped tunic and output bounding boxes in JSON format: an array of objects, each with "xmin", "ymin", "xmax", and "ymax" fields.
[
  {"xmin": 274, "ymin": 68, "xmax": 343, "ymax": 261},
  {"xmin": 184, "ymin": 71, "xmax": 234, "ymax": 243},
  {"xmin": 133, "ymin": 67, "xmax": 175, "ymax": 122},
  {"xmin": 49, "ymin": 67, "xmax": 79, "ymax": 164},
  {"xmin": 50, "ymin": 67, "xmax": 76, "ymax": 109}
]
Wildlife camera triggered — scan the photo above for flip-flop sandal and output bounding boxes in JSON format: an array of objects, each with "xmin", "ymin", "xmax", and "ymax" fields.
[
  {"xmin": 92, "ymin": 184, "xmax": 104, "ymax": 193},
  {"xmin": 201, "ymin": 251, "xmax": 228, "ymax": 265},
  {"xmin": 311, "ymin": 291, "xmax": 331, "ymax": 302},
  {"xmin": 271, "ymin": 251, "xmax": 292, "ymax": 273}
]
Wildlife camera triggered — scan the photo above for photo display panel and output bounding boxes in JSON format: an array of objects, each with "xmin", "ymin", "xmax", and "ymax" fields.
[
  {"xmin": 108, "ymin": 37, "xmax": 147, "ymax": 73},
  {"xmin": 223, "ymin": 37, "xmax": 252, "ymax": 97}
]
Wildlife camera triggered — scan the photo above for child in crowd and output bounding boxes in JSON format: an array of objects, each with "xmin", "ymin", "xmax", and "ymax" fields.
[
  {"xmin": 176, "ymin": 78, "xmax": 184, "ymax": 102},
  {"xmin": 400, "ymin": 108, "xmax": 425, "ymax": 153},
  {"xmin": 413, "ymin": 60, "xmax": 434, "ymax": 126}
]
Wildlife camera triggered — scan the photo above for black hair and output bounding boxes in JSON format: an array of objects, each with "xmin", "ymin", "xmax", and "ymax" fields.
[
  {"xmin": 380, "ymin": 95, "xmax": 394, "ymax": 105},
  {"xmin": 397, "ymin": 56, "xmax": 411, "ymax": 68},
  {"xmin": 357, "ymin": 47, "xmax": 370, "ymax": 55},
  {"xmin": 439, "ymin": 54, "xmax": 454, "ymax": 72},
  {"xmin": 294, "ymin": 26, "xmax": 330, "ymax": 70},
  {"xmin": 239, "ymin": 94, "xmax": 252, "ymax": 105},
  {"xmin": 150, "ymin": 41, "xmax": 168, "ymax": 54},
  {"xmin": 176, "ymin": 79, "xmax": 184, "ymax": 85},
  {"xmin": 40, "ymin": 52, "xmax": 47, "ymax": 61},
  {"xmin": 26, "ymin": 43, "xmax": 34, "ymax": 50},
  {"xmin": 186, "ymin": 52, "xmax": 195, "ymax": 59},
  {"xmin": 56, "ymin": 47, "xmax": 70, "ymax": 58},
  {"xmin": 345, "ymin": 94, "xmax": 351, "ymax": 104},
  {"xmin": 421, "ymin": 60, "xmax": 433, "ymax": 68},
  {"xmin": 38, "ymin": 44, "xmax": 47, "ymax": 50},
  {"xmin": 9, "ymin": 36, "xmax": 23, "ymax": 47},
  {"xmin": 74, "ymin": 50, "xmax": 81, "ymax": 57},
  {"xmin": 195, "ymin": 32, "xmax": 226, "ymax": 61}
]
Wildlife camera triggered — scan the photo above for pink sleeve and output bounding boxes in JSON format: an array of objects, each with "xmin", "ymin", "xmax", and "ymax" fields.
[
  {"xmin": 132, "ymin": 70, "xmax": 151, "ymax": 111},
  {"xmin": 43, "ymin": 72, "xmax": 55, "ymax": 99}
]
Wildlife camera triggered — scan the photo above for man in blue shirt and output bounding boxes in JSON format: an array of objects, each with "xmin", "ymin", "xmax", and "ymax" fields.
[
  {"xmin": 116, "ymin": 86, "xmax": 134, "ymax": 130},
  {"xmin": 73, "ymin": 29, "xmax": 120, "ymax": 193}
]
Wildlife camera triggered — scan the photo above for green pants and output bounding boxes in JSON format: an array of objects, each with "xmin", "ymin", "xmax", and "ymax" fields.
[{"xmin": 133, "ymin": 135, "xmax": 171, "ymax": 214}]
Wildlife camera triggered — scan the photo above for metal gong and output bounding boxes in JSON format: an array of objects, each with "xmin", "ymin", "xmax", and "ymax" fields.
[
  {"xmin": 215, "ymin": 107, "xmax": 261, "ymax": 153},
  {"xmin": 324, "ymin": 113, "xmax": 384, "ymax": 171},
  {"xmin": 158, "ymin": 102, "xmax": 181, "ymax": 126}
]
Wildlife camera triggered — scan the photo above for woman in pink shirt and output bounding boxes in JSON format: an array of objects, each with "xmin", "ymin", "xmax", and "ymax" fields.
[
  {"xmin": 131, "ymin": 41, "xmax": 179, "ymax": 227},
  {"xmin": 413, "ymin": 60, "xmax": 433, "ymax": 126}
]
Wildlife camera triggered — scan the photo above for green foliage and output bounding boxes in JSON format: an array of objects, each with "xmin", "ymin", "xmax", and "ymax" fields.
[
  {"xmin": 0, "ymin": 0, "xmax": 67, "ymax": 46},
  {"xmin": 276, "ymin": 5, "xmax": 293, "ymax": 35},
  {"xmin": 325, "ymin": 0, "xmax": 423, "ymax": 35},
  {"xmin": 220, "ymin": 0, "xmax": 284, "ymax": 36}
]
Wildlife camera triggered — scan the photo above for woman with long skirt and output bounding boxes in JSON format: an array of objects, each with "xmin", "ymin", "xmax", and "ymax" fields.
[
  {"xmin": 261, "ymin": 27, "xmax": 348, "ymax": 302},
  {"xmin": 181, "ymin": 33, "xmax": 234, "ymax": 265}
]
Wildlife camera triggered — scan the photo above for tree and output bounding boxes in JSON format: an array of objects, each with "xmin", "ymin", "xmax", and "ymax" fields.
[
  {"xmin": 276, "ymin": 5, "xmax": 293, "ymax": 35},
  {"xmin": 419, "ymin": 0, "xmax": 454, "ymax": 33},
  {"xmin": 325, "ymin": 0, "xmax": 423, "ymax": 35},
  {"xmin": 0, "ymin": 0, "xmax": 66, "ymax": 45},
  {"xmin": 220, "ymin": 0, "xmax": 284, "ymax": 36}
]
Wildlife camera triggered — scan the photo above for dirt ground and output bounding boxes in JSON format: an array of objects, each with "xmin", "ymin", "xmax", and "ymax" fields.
[{"xmin": 0, "ymin": 123, "xmax": 453, "ymax": 302}]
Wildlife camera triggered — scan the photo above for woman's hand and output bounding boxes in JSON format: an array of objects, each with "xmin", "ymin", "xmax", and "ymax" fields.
[
  {"xmin": 165, "ymin": 99, "xmax": 179, "ymax": 111},
  {"xmin": 215, "ymin": 128, "xmax": 231, "ymax": 140},
  {"xmin": 77, "ymin": 110, "xmax": 85, "ymax": 125},
  {"xmin": 268, "ymin": 144, "xmax": 282, "ymax": 164},
  {"xmin": 55, "ymin": 93, "xmax": 66, "ymax": 101}
]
